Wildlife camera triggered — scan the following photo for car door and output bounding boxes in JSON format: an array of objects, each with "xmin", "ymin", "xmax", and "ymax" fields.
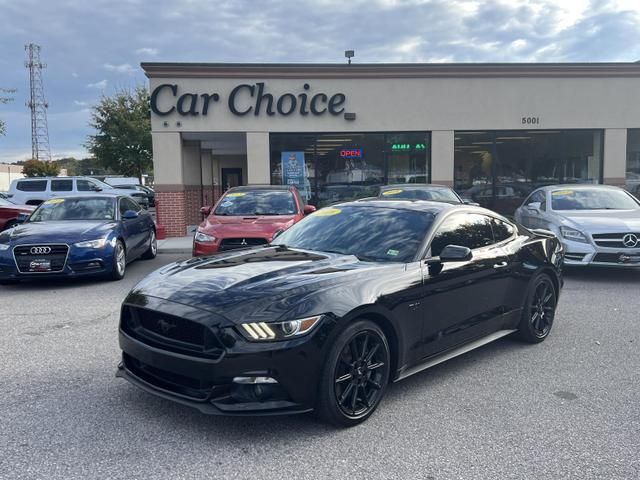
[
  {"xmin": 419, "ymin": 212, "xmax": 510, "ymax": 358},
  {"xmin": 119, "ymin": 197, "xmax": 146, "ymax": 258}
]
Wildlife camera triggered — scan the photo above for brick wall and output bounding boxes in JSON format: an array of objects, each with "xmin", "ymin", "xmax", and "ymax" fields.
[
  {"xmin": 184, "ymin": 186, "xmax": 202, "ymax": 227},
  {"xmin": 155, "ymin": 191, "xmax": 187, "ymax": 237}
]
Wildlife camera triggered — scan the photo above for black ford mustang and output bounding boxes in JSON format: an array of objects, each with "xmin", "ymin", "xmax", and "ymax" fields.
[{"xmin": 117, "ymin": 200, "xmax": 563, "ymax": 426}]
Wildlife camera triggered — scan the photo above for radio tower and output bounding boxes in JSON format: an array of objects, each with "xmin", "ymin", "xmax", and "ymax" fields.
[{"xmin": 25, "ymin": 43, "xmax": 51, "ymax": 162}]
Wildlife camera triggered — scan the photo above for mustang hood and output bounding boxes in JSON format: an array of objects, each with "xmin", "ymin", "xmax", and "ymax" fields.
[
  {"xmin": 6, "ymin": 221, "xmax": 117, "ymax": 244},
  {"xmin": 559, "ymin": 209, "xmax": 640, "ymax": 233},
  {"xmin": 129, "ymin": 247, "xmax": 399, "ymax": 324}
]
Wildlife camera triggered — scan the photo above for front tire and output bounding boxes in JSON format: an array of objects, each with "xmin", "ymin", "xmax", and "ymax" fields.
[
  {"xmin": 109, "ymin": 240, "xmax": 126, "ymax": 281},
  {"xmin": 316, "ymin": 320, "xmax": 390, "ymax": 427},
  {"xmin": 516, "ymin": 274, "xmax": 557, "ymax": 343}
]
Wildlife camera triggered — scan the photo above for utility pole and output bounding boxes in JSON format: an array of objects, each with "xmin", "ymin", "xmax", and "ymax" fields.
[{"xmin": 25, "ymin": 43, "xmax": 51, "ymax": 161}]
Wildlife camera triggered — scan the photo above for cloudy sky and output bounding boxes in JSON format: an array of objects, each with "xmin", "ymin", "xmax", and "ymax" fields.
[{"xmin": 1, "ymin": 0, "xmax": 639, "ymax": 163}]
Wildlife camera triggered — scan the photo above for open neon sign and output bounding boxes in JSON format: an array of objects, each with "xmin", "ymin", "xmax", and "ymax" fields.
[{"xmin": 340, "ymin": 148, "xmax": 362, "ymax": 158}]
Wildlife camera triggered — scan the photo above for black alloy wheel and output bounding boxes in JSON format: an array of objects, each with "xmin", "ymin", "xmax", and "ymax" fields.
[
  {"xmin": 317, "ymin": 320, "xmax": 390, "ymax": 427},
  {"xmin": 517, "ymin": 274, "xmax": 557, "ymax": 343}
]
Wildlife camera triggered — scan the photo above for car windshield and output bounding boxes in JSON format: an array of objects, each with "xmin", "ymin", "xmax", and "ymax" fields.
[
  {"xmin": 272, "ymin": 205, "xmax": 435, "ymax": 263},
  {"xmin": 550, "ymin": 188, "xmax": 639, "ymax": 210},
  {"xmin": 214, "ymin": 190, "xmax": 296, "ymax": 216},
  {"xmin": 0, "ymin": 197, "xmax": 15, "ymax": 206},
  {"xmin": 29, "ymin": 197, "xmax": 116, "ymax": 222},
  {"xmin": 379, "ymin": 187, "xmax": 461, "ymax": 203}
]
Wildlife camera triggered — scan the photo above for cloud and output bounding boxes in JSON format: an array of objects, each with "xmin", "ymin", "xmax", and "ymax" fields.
[
  {"xmin": 86, "ymin": 80, "xmax": 108, "ymax": 89},
  {"xmin": 71, "ymin": 72, "xmax": 79, "ymax": 78},
  {"xmin": 73, "ymin": 100, "xmax": 90, "ymax": 107},
  {"xmin": 103, "ymin": 63, "xmax": 136, "ymax": 74},
  {"xmin": 135, "ymin": 47, "xmax": 159, "ymax": 56}
]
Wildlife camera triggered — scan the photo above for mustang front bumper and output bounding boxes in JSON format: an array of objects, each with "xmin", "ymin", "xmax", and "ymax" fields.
[{"xmin": 116, "ymin": 298, "xmax": 336, "ymax": 416}]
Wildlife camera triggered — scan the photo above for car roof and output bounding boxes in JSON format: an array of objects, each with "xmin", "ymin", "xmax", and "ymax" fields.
[
  {"xmin": 227, "ymin": 185, "xmax": 295, "ymax": 192},
  {"xmin": 380, "ymin": 183, "xmax": 452, "ymax": 190},
  {"xmin": 331, "ymin": 198, "xmax": 500, "ymax": 216},
  {"xmin": 43, "ymin": 193, "xmax": 122, "ymax": 199},
  {"xmin": 536, "ymin": 184, "xmax": 624, "ymax": 193}
]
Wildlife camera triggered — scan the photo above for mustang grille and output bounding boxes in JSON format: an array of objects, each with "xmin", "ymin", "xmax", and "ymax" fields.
[
  {"xmin": 219, "ymin": 237, "xmax": 269, "ymax": 251},
  {"xmin": 121, "ymin": 306, "xmax": 224, "ymax": 359},
  {"xmin": 13, "ymin": 244, "xmax": 68, "ymax": 273}
]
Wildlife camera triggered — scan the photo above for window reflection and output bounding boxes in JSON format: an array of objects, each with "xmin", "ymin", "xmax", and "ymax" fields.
[
  {"xmin": 626, "ymin": 129, "xmax": 640, "ymax": 198},
  {"xmin": 270, "ymin": 132, "xmax": 430, "ymax": 208},
  {"xmin": 454, "ymin": 130, "xmax": 603, "ymax": 216}
]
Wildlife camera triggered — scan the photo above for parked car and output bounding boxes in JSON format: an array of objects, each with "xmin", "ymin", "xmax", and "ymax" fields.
[
  {"xmin": 193, "ymin": 185, "xmax": 316, "ymax": 256},
  {"xmin": 0, "ymin": 197, "xmax": 36, "ymax": 231},
  {"xmin": 514, "ymin": 184, "xmax": 640, "ymax": 267},
  {"xmin": 0, "ymin": 194, "xmax": 156, "ymax": 283},
  {"xmin": 377, "ymin": 184, "xmax": 477, "ymax": 204},
  {"xmin": 112, "ymin": 184, "xmax": 155, "ymax": 207},
  {"xmin": 6, "ymin": 176, "xmax": 148, "ymax": 208},
  {"xmin": 117, "ymin": 199, "xmax": 563, "ymax": 426}
]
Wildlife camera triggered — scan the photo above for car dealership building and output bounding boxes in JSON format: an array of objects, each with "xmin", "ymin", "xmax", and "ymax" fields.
[{"xmin": 143, "ymin": 62, "xmax": 640, "ymax": 237}]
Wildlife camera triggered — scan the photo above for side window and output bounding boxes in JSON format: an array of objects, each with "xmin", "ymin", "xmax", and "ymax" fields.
[
  {"xmin": 491, "ymin": 218, "xmax": 516, "ymax": 243},
  {"xmin": 17, "ymin": 180, "xmax": 47, "ymax": 192},
  {"xmin": 119, "ymin": 197, "xmax": 140, "ymax": 216},
  {"xmin": 51, "ymin": 179, "xmax": 73, "ymax": 192},
  {"xmin": 525, "ymin": 191, "xmax": 544, "ymax": 205},
  {"xmin": 76, "ymin": 180, "xmax": 93, "ymax": 191},
  {"xmin": 430, "ymin": 214, "xmax": 494, "ymax": 256}
]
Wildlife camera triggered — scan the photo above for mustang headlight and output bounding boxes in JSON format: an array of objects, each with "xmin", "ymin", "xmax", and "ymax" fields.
[
  {"xmin": 238, "ymin": 315, "xmax": 323, "ymax": 341},
  {"xmin": 559, "ymin": 226, "xmax": 588, "ymax": 243},
  {"xmin": 74, "ymin": 238, "xmax": 108, "ymax": 249},
  {"xmin": 194, "ymin": 231, "xmax": 216, "ymax": 243},
  {"xmin": 0, "ymin": 244, "xmax": 10, "ymax": 251}
]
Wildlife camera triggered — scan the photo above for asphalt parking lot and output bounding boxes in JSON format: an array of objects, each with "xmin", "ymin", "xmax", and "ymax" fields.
[{"xmin": 1, "ymin": 256, "xmax": 639, "ymax": 480}]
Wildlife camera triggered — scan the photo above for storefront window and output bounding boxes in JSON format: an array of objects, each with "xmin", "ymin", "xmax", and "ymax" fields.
[
  {"xmin": 454, "ymin": 130, "xmax": 603, "ymax": 216},
  {"xmin": 626, "ymin": 129, "xmax": 640, "ymax": 198},
  {"xmin": 270, "ymin": 132, "xmax": 430, "ymax": 207}
]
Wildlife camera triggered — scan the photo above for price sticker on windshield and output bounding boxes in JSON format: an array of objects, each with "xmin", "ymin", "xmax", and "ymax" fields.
[
  {"xmin": 44, "ymin": 198, "xmax": 65, "ymax": 204},
  {"xmin": 382, "ymin": 189, "xmax": 403, "ymax": 196},
  {"xmin": 552, "ymin": 190, "xmax": 574, "ymax": 196},
  {"xmin": 226, "ymin": 192, "xmax": 246, "ymax": 197},
  {"xmin": 314, "ymin": 208, "xmax": 342, "ymax": 216}
]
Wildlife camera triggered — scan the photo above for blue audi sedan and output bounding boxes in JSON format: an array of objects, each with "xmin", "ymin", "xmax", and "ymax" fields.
[{"xmin": 0, "ymin": 194, "xmax": 157, "ymax": 283}]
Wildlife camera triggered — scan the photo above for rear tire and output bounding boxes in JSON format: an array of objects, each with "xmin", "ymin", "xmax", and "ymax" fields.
[
  {"xmin": 141, "ymin": 229, "xmax": 157, "ymax": 260},
  {"xmin": 316, "ymin": 320, "xmax": 390, "ymax": 427},
  {"xmin": 516, "ymin": 274, "xmax": 557, "ymax": 343},
  {"xmin": 109, "ymin": 240, "xmax": 126, "ymax": 281}
]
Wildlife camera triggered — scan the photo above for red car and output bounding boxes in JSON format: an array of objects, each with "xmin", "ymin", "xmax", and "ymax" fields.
[
  {"xmin": 0, "ymin": 197, "xmax": 35, "ymax": 231},
  {"xmin": 193, "ymin": 185, "xmax": 316, "ymax": 256}
]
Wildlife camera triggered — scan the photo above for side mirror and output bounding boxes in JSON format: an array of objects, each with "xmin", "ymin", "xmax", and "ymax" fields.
[
  {"xmin": 439, "ymin": 245, "xmax": 473, "ymax": 262},
  {"xmin": 200, "ymin": 206, "xmax": 212, "ymax": 216},
  {"xmin": 527, "ymin": 201, "xmax": 541, "ymax": 213},
  {"xmin": 90, "ymin": 185, "xmax": 102, "ymax": 192},
  {"xmin": 122, "ymin": 210, "xmax": 139, "ymax": 220},
  {"xmin": 303, "ymin": 204, "xmax": 317, "ymax": 215},
  {"xmin": 15, "ymin": 213, "xmax": 29, "ymax": 224},
  {"xmin": 462, "ymin": 199, "xmax": 480, "ymax": 206}
]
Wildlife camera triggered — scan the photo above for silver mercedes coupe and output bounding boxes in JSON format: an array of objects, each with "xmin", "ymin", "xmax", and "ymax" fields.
[{"xmin": 514, "ymin": 185, "xmax": 640, "ymax": 267}]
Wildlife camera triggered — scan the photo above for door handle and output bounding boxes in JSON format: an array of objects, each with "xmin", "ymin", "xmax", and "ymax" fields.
[{"xmin": 493, "ymin": 261, "xmax": 508, "ymax": 269}]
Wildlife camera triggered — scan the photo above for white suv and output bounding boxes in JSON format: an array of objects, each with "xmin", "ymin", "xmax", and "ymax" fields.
[{"xmin": 8, "ymin": 177, "xmax": 121, "ymax": 206}]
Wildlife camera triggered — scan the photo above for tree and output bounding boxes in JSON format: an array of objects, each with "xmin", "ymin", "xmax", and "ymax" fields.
[
  {"xmin": 86, "ymin": 87, "xmax": 152, "ymax": 183},
  {"xmin": 0, "ymin": 87, "xmax": 17, "ymax": 136},
  {"xmin": 22, "ymin": 159, "xmax": 60, "ymax": 177}
]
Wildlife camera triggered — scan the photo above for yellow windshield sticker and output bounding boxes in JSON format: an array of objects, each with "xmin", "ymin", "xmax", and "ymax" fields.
[
  {"xmin": 225, "ymin": 192, "xmax": 246, "ymax": 197},
  {"xmin": 382, "ymin": 189, "xmax": 403, "ymax": 196},
  {"xmin": 314, "ymin": 208, "xmax": 341, "ymax": 216},
  {"xmin": 552, "ymin": 190, "xmax": 574, "ymax": 196},
  {"xmin": 45, "ymin": 198, "xmax": 65, "ymax": 204}
]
